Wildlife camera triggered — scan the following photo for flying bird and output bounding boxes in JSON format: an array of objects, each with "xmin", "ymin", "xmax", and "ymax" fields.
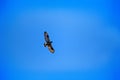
[{"xmin": 44, "ymin": 31, "xmax": 55, "ymax": 53}]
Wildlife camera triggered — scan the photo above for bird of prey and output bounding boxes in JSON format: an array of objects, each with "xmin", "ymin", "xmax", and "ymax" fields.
[{"xmin": 44, "ymin": 31, "xmax": 55, "ymax": 53}]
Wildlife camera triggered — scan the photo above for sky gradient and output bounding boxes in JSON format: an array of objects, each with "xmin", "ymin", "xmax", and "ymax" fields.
[{"xmin": 0, "ymin": 0, "xmax": 120, "ymax": 80}]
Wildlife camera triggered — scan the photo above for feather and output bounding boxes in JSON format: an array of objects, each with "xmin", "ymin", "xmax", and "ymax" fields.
[{"xmin": 44, "ymin": 31, "xmax": 55, "ymax": 53}]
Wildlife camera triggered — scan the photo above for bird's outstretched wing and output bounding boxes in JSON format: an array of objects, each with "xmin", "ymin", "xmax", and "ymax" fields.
[
  {"xmin": 48, "ymin": 44, "xmax": 55, "ymax": 53},
  {"xmin": 44, "ymin": 32, "xmax": 50, "ymax": 42}
]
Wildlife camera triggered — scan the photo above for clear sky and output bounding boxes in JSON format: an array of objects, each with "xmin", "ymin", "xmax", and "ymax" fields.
[{"xmin": 0, "ymin": 0, "xmax": 120, "ymax": 80}]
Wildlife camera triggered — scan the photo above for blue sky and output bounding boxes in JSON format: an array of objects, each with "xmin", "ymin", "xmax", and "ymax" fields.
[{"xmin": 0, "ymin": 0, "xmax": 120, "ymax": 80}]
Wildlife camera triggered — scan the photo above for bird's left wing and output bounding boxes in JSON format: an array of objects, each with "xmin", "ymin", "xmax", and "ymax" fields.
[{"xmin": 44, "ymin": 32, "xmax": 50, "ymax": 42}]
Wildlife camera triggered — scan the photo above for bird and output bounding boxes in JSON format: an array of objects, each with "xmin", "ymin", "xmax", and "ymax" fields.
[{"xmin": 44, "ymin": 31, "xmax": 55, "ymax": 53}]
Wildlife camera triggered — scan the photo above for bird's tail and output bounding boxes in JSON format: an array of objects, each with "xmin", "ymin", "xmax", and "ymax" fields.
[{"xmin": 44, "ymin": 43, "xmax": 47, "ymax": 47}]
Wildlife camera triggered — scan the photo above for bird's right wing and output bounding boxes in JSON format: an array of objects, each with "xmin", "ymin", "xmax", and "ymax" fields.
[{"xmin": 48, "ymin": 44, "xmax": 55, "ymax": 53}]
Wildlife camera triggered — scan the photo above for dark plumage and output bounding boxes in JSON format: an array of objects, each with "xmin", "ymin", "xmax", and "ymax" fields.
[{"xmin": 44, "ymin": 31, "xmax": 55, "ymax": 53}]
